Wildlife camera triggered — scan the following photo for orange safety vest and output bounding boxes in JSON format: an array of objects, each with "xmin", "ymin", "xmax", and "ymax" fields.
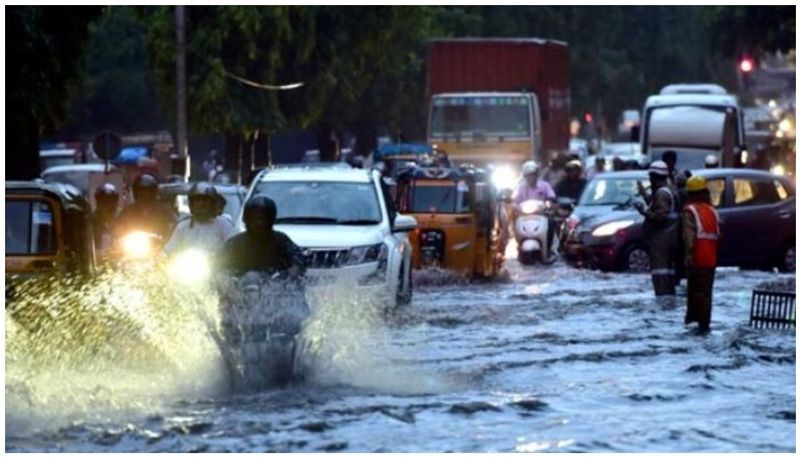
[{"xmin": 685, "ymin": 202, "xmax": 720, "ymax": 268}]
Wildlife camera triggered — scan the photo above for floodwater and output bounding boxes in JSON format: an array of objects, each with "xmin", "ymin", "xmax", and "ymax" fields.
[{"xmin": 5, "ymin": 259, "xmax": 796, "ymax": 452}]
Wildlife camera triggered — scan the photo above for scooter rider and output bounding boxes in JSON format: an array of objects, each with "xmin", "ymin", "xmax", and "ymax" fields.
[
  {"xmin": 164, "ymin": 182, "xmax": 237, "ymax": 255},
  {"xmin": 93, "ymin": 183, "xmax": 120, "ymax": 251},
  {"xmin": 513, "ymin": 160, "xmax": 558, "ymax": 252},
  {"xmin": 555, "ymin": 159, "xmax": 587, "ymax": 201},
  {"xmin": 115, "ymin": 174, "xmax": 177, "ymax": 240},
  {"xmin": 217, "ymin": 195, "xmax": 306, "ymax": 278},
  {"xmin": 634, "ymin": 160, "xmax": 680, "ymax": 299}
]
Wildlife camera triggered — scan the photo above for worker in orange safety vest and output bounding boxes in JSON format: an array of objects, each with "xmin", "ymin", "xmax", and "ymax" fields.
[{"xmin": 682, "ymin": 175, "xmax": 721, "ymax": 333}]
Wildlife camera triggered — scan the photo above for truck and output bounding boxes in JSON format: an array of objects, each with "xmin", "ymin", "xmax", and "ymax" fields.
[
  {"xmin": 638, "ymin": 87, "xmax": 747, "ymax": 169},
  {"xmin": 425, "ymin": 38, "xmax": 570, "ymax": 180}
]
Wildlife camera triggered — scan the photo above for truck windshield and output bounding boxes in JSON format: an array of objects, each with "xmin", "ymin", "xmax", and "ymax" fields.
[
  {"xmin": 430, "ymin": 96, "xmax": 531, "ymax": 140},
  {"xmin": 254, "ymin": 181, "xmax": 382, "ymax": 225},
  {"xmin": 5, "ymin": 200, "xmax": 57, "ymax": 255},
  {"xmin": 402, "ymin": 182, "xmax": 471, "ymax": 214}
]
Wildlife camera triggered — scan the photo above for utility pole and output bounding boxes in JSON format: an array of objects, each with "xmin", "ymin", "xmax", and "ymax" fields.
[{"xmin": 175, "ymin": 5, "xmax": 188, "ymax": 176}]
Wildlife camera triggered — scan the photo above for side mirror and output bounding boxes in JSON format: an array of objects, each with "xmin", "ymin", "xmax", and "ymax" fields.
[
  {"xmin": 629, "ymin": 125, "xmax": 640, "ymax": 143},
  {"xmin": 393, "ymin": 214, "xmax": 417, "ymax": 233}
]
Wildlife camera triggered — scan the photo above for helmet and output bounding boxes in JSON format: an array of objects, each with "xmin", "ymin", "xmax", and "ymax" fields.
[
  {"xmin": 188, "ymin": 183, "xmax": 220, "ymax": 221},
  {"xmin": 522, "ymin": 161, "xmax": 539, "ymax": 176},
  {"xmin": 243, "ymin": 195, "xmax": 277, "ymax": 231},
  {"xmin": 94, "ymin": 183, "xmax": 119, "ymax": 207},
  {"xmin": 648, "ymin": 160, "xmax": 670, "ymax": 177},
  {"xmin": 686, "ymin": 175, "xmax": 707, "ymax": 193},
  {"xmin": 704, "ymin": 154, "xmax": 719, "ymax": 168},
  {"xmin": 133, "ymin": 174, "xmax": 159, "ymax": 202},
  {"xmin": 565, "ymin": 159, "xmax": 583, "ymax": 170}
]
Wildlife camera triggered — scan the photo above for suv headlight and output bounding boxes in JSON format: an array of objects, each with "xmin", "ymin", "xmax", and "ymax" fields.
[
  {"xmin": 591, "ymin": 220, "xmax": 635, "ymax": 237},
  {"xmin": 345, "ymin": 243, "xmax": 388, "ymax": 266}
]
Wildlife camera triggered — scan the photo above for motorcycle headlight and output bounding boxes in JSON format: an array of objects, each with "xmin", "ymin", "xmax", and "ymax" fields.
[
  {"xmin": 120, "ymin": 231, "xmax": 155, "ymax": 259},
  {"xmin": 345, "ymin": 243, "xmax": 388, "ymax": 266},
  {"xmin": 168, "ymin": 249, "xmax": 211, "ymax": 285},
  {"xmin": 491, "ymin": 165, "xmax": 517, "ymax": 190},
  {"xmin": 520, "ymin": 200, "xmax": 545, "ymax": 215},
  {"xmin": 771, "ymin": 164, "xmax": 786, "ymax": 176},
  {"xmin": 591, "ymin": 220, "xmax": 635, "ymax": 237}
]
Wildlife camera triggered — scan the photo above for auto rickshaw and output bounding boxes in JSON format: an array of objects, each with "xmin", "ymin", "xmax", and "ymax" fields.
[
  {"xmin": 5, "ymin": 181, "xmax": 96, "ymax": 282},
  {"xmin": 395, "ymin": 164, "xmax": 506, "ymax": 279},
  {"xmin": 372, "ymin": 143, "xmax": 434, "ymax": 178}
]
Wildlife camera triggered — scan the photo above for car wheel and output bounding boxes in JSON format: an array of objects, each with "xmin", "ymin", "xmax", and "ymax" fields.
[
  {"xmin": 624, "ymin": 245, "xmax": 650, "ymax": 273},
  {"xmin": 778, "ymin": 243, "xmax": 796, "ymax": 273},
  {"xmin": 396, "ymin": 263, "xmax": 412, "ymax": 306}
]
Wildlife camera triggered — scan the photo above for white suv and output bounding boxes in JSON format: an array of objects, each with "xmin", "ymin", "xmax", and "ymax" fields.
[{"xmin": 239, "ymin": 164, "xmax": 417, "ymax": 306}]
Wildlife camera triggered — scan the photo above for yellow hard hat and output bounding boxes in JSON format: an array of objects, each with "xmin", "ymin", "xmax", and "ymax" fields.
[{"xmin": 686, "ymin": 175, "xmax": 707, "ymax": 193}]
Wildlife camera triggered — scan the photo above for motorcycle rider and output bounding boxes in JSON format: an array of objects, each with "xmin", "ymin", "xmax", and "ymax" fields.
[
  {"xmin": 217, "ymin": 195, "xmax": 306, "ymax": 278},
  {"xmin": 164, "ymin": 182, "xmax": 237, "ymax": 255},
  {"xmin": 93, "ymin": 183, "xmax": 120, "ymax": 251},
  {"xmin": 682, "ymin": 175, "xmax": 720, "ymax": 333},
  {"xmin": 115, "ymin": 174, "xmax": 177, "ymax": 240},
  {"xmin": 513, "ymin": 160, "xmax": 558, "ymax": 256},
  {"xmin": 704, "ymin": 154, "xmax": 720, "ymax": 169},
  {"xmin": 634, "ymin": 161, "xmax": 680, "ymax": 299},
  {"xmin": 555, "ymin": 159, "xmax": 587, "ymax": 201}
]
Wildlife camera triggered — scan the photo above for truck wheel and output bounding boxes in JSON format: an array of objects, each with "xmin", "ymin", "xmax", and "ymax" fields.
[{"xmin": 624, "ymin": 245, "xmax": 650, "ymax": 273}]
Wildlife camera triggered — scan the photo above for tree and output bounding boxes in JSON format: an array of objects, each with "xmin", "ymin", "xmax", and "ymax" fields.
[
  {"xmin": 6, "ymin": 6, "xmax": 101, "ymax": 179},
  {"xmin": 702, "ymin": 6, "xmax": 796, "ymax": 57}
]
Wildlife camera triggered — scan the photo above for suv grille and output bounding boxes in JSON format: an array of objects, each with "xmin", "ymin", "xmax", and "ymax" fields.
[{"xmin": 304, "ymin": 249, "xmax": 349, "ymax": 269}]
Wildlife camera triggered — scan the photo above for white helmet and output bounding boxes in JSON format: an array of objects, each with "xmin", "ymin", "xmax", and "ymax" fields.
[
  {"xmin": 704, "ymin": 154, "xmax": 719, "ymax": 167},
  {"xmin": 648, "ymin": 160, "xmax": 670, "ymax": 176},
  {"xmin": 522, "ymin": 160, "xmax": 539, "ymax": 176}
]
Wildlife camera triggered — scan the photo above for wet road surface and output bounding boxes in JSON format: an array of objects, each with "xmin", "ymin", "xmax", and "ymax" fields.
[{"xmin": 5, "ymin": 260, "xmax": 796, "ymax": 452}]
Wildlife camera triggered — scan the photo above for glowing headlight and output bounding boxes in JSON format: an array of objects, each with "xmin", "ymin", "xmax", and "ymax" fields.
[
  {"xmin": 168, "ymin": 249, "xmax": 211, "ymax": 285},
  {"xmin": 771, "ymin": 164, "xmax": 786, "ymax": 176},
  {"xmin": 520, "ymin": 200, "xmax": 545, "ymax": 214},
  {"xmin": 779, "ymin": 118, "xmax": 792, "ymax": 133},
  {"xmin": 591, "ymin": 220, "xmax": 635, "ymax": 237},
  {"xmin": 491, "ymin": 165, "xmax": 517, "ymax": 190},
  {"xmin": 121, "ymin": 231, "xmax": 155, "ymax": 259}
]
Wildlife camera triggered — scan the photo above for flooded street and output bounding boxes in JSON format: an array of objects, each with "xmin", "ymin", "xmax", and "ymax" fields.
[{"xmin": 5, "ymin": 260, "xmax": 796, "ymax": 453}]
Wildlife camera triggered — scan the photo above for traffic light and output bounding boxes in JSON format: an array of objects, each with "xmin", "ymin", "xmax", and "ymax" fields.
[
  {"xmin": 739, "ymin": 57, "xmax": 754, "ymax": 73},
  {"xmin": 584, "ymin": 112, "xmax": 593, "ymax": 123}
]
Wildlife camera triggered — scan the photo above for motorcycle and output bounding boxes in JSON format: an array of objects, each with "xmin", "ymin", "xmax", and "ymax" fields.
[
  {"xmin": 215, "ymin": 271, "xmax": 310, "ymax": 390},
  {"xmin": 514, "ymin": 199, "xmax": 560, "ymax": 266}
]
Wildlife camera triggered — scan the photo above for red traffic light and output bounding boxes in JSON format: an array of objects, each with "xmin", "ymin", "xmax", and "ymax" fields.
[
  {"xmin": 584, "ymin": 112, "xmax": 593, "ymax": 123},
  {"xmin": 739, "ymin": 58, "xmax": 754, "ymax": 73}
]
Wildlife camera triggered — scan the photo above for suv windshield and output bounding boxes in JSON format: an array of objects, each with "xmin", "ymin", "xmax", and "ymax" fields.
[
  {"xmin": 254, "ymin": 181, "xmax": 382, "ymax": 225},
  {"xmin": 579, "ymin": 176, "xmax": 650, "ymax": 206}
]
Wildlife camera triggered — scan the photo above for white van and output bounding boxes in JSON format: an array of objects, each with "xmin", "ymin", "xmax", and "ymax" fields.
[{"xmin": 639, "ymin": 93, "xmax": 746, "ymax": 169}]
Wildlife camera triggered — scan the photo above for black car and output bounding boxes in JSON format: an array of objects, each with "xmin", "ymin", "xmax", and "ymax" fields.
[
  {"xmin": 158, "ymin": 182, "xmax": 247, "ymax": 222},
  {"xmin": 564, "ymin": 169, "xmax": 795, "ymax": 272}
]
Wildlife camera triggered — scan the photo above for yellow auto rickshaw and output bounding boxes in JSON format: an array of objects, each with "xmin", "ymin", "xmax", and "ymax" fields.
[
  {"xmin": 395, "ymin": 164, "xmax": 506, "ymax": 279},
  {"xmin": 5, "ymin": 181, "xmax": 96, "ymax": 282}
]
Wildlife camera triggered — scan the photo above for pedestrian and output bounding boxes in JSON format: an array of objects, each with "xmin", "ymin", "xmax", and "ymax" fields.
[
  {"xmin": 704, "ymin": 154, "xmax": 719, "ymax": 169},
  {"xmin": 586, "ymin": 155, "xmax": 606, "ymax": 181},
  {"xmin": 661, "ymin": 150, "xmax": 679, "ymax": 185},
  {"xmin": 682, "ymin": 176, "xmax": 720, "ymax": 333},
  {"xmin": 634, "ymin": 160, "xmax": 680, "ymax": 300}
]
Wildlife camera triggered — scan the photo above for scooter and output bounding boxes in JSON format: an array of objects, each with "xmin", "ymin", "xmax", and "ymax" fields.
[
  {"xmin": 514, "ymin": 199, "xmax": 560, "ymax": 266},
  {"xmin": 216, "ymin": 271, "xmax": 310, "ymax": 391}
]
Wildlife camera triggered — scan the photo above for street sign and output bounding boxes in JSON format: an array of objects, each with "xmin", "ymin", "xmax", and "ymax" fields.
[{"xmin": 93, "ymin": 131, "xmax": 122, "ymax": 161}]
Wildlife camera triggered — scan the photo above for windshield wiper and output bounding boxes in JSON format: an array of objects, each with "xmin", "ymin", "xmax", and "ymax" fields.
[
  {"xmin": 275, "ymin": 216, "xmax": 339, "ymax": 224},
  {"xmin": 337, "ymin": 219, "xmax": 381, "ymax": 225}
]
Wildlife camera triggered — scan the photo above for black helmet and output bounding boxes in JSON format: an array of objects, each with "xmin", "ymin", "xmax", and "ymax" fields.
[
  {"xmin": 94, "ymin": 183, "xmax": 119, "ymax": 207},
  {"xmin": 243, "ymin": 195, "xmax": 277, "ymax": 232},
  {"xmin": 133, "ymin": 174, "xmax": 158, "ymax": 202},
  {"xmin": 188, "ymin": 182, "xmax": 219, "ymax": 221}
]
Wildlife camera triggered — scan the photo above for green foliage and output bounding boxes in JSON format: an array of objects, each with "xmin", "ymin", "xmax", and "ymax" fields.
[{"xmin": 702, "ymin": 6, "xmax": 796, "ymax": 57}]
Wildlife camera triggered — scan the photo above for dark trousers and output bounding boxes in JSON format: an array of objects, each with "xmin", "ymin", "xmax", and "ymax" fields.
[
  {"xmin": 649, "ymin": 232, "xmax": 676, "ymax": 296},
  {"xmin": 686, "ymin": 267, "xmax": 715, "ymax": 331}
]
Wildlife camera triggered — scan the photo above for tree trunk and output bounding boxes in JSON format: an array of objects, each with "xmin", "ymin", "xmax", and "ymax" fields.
[
  {"xmin": 352, "ymin": 121, "xmax": 378, "ymax": 158},
  {"xmin": 224, "ymin": 133, "xmax": 243, "ymax": 184}
]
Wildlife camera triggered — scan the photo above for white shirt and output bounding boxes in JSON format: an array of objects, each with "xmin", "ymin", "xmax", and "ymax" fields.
[{"xmin": 164, "ymin": 216, "xmax": 237, "ymax": 255}]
